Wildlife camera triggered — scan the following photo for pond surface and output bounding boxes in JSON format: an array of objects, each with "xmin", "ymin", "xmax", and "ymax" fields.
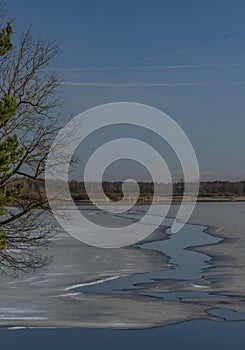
[
  {"xmin": 76, "ymin": 217, "xmax": 220, "ymax": 298},
  {"xmin": 1, "ymin": 320, "xmax": 245, "ymax": 350},
  {"xmin": 0, "ymin": 204, "xmax": 245, "ymax": 349}
]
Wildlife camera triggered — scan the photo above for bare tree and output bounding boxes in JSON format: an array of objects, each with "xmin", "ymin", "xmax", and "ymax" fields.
[{"xmin": 0, "ymin": 20, "xmax": 62, "ymax": 274}]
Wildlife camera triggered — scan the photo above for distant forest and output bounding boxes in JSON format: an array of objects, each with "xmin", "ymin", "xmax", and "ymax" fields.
[
  {"xmin": 14, "ymin": 178, "xmax": 245, "ymax": 203},
  {"xmin": 69, "ymin": 180, "xmax": 245, "ymax": 200}
]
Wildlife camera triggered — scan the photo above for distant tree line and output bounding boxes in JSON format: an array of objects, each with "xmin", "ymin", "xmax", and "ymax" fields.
[
  {"xmin": 69, "ymin": 180, "xmax": 245, "ymax": 199},
  {"xmin": 11, "ymin": 179, "xmax": 245, "ymax": 202}
]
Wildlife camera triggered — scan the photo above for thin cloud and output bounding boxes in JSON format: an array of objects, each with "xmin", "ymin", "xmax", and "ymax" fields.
[
  {"xmin": 59, "ymin": 63, "xmax": 244, "ymax": 73},
  {"xmin": 62, "ymin": 81, "xmax": 245, "ymax": 87}
]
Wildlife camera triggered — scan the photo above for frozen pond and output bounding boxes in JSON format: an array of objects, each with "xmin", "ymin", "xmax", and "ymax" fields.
[{"xmin": 0, "ymin": 202, "xmax": 245, "ymax": 349}]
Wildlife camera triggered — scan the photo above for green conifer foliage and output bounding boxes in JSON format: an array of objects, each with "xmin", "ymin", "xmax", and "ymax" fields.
[
  {"xmin": 0, "ymin": 23, "xmax": 23, "ymax": 250},
  {"xmin": 0, "ymin": 22, "xmax": 12, "ymax": 55}
]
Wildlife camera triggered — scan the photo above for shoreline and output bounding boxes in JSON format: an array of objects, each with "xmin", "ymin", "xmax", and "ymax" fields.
[{"xmin": 0, "ymin": 202, "xmax": 244, "ymax": 329}]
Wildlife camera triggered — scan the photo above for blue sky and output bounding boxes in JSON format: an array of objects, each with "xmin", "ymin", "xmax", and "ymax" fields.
[{"xmin": 7, "ymin": 0, "xmax": 245, "ymax": 180}]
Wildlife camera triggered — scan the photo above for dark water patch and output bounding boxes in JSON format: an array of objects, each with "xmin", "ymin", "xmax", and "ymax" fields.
[
  {"xmin": 2, "ymin": 320, "xmax": 245, "ymax": 350},
  {"xmin": 208, "ymin": 308, "xmax": 245, "ymax": 321},
  {"xmin": 75, "ymin": 220, "xmax": 221, "ymax": 300}
]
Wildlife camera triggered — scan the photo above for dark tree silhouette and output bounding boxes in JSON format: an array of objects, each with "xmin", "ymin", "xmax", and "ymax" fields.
[{"xmin": 0, "ymin": 7, "xmax": 61, "ymax": 275}]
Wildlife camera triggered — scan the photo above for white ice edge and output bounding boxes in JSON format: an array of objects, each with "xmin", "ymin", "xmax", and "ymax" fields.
[{"xmin": 65, "ymin": 275, "xmax": 128, "ymax": 291}]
